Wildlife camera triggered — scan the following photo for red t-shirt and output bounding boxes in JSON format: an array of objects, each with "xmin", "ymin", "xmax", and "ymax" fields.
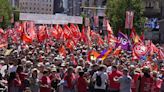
[
  {"xmin": 131, "ymin": 73, "xmax": 140, "ymax": 92},
  {"xmin": 40, "ymin": 76, "xmax": 51, "ymax": 92},
  {"xmin": 108, "ymin": 71, "xmax": 122, "ymax": 90},
  {"xmin": 140, "ymin": 75, "xmax": 153, "ymax": 92},
  {"xmin": 77, "ymin": 77, "xmax": 87, "ymax": 92},
  {"xmin": 18, "ymin": 72, "xmax": 27, "ymax": 90},
  {"xmin": 151, "ymin": 78, "xmax": 162, "ymax": 92}
]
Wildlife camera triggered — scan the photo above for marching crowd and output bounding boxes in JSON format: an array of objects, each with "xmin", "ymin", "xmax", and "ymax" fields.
[
  {"xmin": 0, "ymin": 41, "xmax": 164, "ymax": 92},
  {"xmin": 0, "ymin": 21, "xmax": 163, "ymax": 92}
]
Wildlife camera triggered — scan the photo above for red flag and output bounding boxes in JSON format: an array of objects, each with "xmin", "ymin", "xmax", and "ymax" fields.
[
  {"xmin": 63, "ymin": 25, "xmax": 72, "ymax": 39},
  {"xmin": 140, "ymin": 32, "xmax": 144, "ymax": 41},
  {"xmin": 22, "ymin": 33, "xmax": 32, "ymax": 43},
  {"xmin": 27, "ymin": 22, "xmax": 36, "ymax": 40},
  {"xmin": 81, "ymin": 26, "xmax": 87, "ymax": 43},
  {"xmin": 149, "ymin": 42, "xmax": 159, "ymax": 55},
  {"xmin": 65, "ymin": 40, "xmax": 74, "ymax": 51},
  {"xmin": 107, "ymin": 34, "xmax": 119, "ymax": 43},
  {"xmin": 37, "ymin": 26, "xmax": 48, "ymax": 42},
  {"xmin": 130, "ymin": 28, "xmax": 142, "ymax": 43},
  {"xmin": 58, "ymin": 45, "xmax": 66, "ymax": 58},
  {"xmin": 159, "ymin": 49, "xmax": 164, "ymax": 60},
  {"xmin": 113, "ymin": 46, "xmax": 122, "ymax": 56},
  {"xmin": 70, "ymin": 24, "xmax": 81, "ymax": 39},
  {"xmin": 51, "ymin": 27, "xmax": 58, "ymax": 39},
  {"xmin": 106, "ymin": 20, "xmax": 113, "ymax": 34}
]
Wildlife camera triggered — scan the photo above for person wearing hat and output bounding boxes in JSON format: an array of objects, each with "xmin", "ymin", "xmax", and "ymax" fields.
[
  {"xmin": 151, "ymin": 71, "xmax": 162, "ymax": 92},
  {"xmin": 114, "ymin": 68, "xmax": 132, "ymax": 92},
  {"xmin": 49, "ymin": 67, "xmax": 61, "ymax": 92},
  {"xmin": 92, "ymin": 65, "xmax": 108, "ymax": 92},
  {"xmin": 138, "ymin": 66, "xmax": 153, "ymax": 92},
  {"xmin": 63, "ymin": 67, "xmax": 76, "ymax": 92},
  {"xmin": 108, "ymin": 65, "xmax": 122, "ymax": 92},
  {"xmin": 29, "ymin": 68, "xmax": 39, "ymax": 92},
  {"xmin": 129, "ymin": 65, "xmax": 140, "ymax": 92},
  {"xmin": 77, "ymin": 70, "xmax": 88, "ymax": 92}
]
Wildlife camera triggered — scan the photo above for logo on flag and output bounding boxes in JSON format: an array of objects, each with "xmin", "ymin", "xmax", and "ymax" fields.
[{"xmin": 133, "ymin": 43, "xmax": 148, "ymax": 58}]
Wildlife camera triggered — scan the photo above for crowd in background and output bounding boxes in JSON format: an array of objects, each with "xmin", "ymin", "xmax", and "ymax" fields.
[
  {"xmin": 0, "ymin": 41, "xmax": 163, "ymax": 92},
  {"xmin": 0, "ymin": 21, "xmax": 164, "ymax": 92}
]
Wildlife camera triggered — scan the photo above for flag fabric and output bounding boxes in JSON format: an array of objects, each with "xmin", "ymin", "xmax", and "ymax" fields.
[
  {"xmin": 63, "ymin": 25, "xmax": 72, "ymax": 39},
  {"xmin": 158, "ymin": 49, "xmax": 164, "ymax": 60},
  {"xmin": 53, "ymin": 29, "xmax": 59, "ymax": 39},
  {"xmin": 133, "ymin": 43, "xmax": 148, "ymax": 58},
  {"xmin": 65, "ymin": 40, "xmax": 74, "ymax": 51},
  {"xmin": 106, "ymin": 20, "xmax": 113, "ymax": 34},
  {"xmin": 22, "ymin": 33, "xmax": 32, "ymax": 44},
  {"xmin": 101, "ymin": 48, "xmax": 113, "ymax": 60},
  {"xmin": 90, "ymin": 50, "xmax": 100, "ymax": 59},
  {"xmin": 98, "ymin": 48, "xmax": 113, "ymax": 60},
  {"xmin": 130, "ymin": 28, "xmax": 142, "ymax": 43},
  {"xmin": 140, "ymin": 32, "xmax": 145, "ymax": 41},
  {"xmin": 81, "ymin": 26, "xmax": 87, "ymax": 43},
  {"xmin": 0, "ymin": 29, "xmax": 8, "ymax": 48},
  {"xmin": 107, "ymin": 34, "xmax": 119, "ymax": 43},
  {"xmin": 149, "ymin": 42, "xmax": 159, "ymax": 55},
  {"xmin": 37, "ymin": 26, "xmax": 48, "ymax": 42},
  {"xmin": 116, "ymin": 32, "xmax": 130, "ymax": 51},
  {"xmin": 113, "ymin": 46, "xmax": 122, "ymax": 56},
  {"xmin": 58, "ymin": 45, "xmax": 66, "ymax": 58}
]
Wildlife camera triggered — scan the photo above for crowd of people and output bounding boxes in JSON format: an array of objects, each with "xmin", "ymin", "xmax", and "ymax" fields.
[
  {"xmin": 0, "ymin": 41, "xmax": 163, "ymax": 92},
  {"xmin": 0, "ymin": 22, "xmax": 164, "ymax": 92}
]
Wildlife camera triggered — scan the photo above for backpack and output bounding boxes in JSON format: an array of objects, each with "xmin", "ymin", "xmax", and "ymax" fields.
[{"xmin": 96, "ymin": 73, "xmax": 102, "ymax": 86}]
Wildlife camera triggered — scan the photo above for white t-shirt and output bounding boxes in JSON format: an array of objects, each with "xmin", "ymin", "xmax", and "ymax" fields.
[
  {"xmin": 92, "ymin": 71, "xmax": 108, "ymax": 90},
  {"xmin": 8, "ymin": 65, "xmax": 17, "ymax": 74}
]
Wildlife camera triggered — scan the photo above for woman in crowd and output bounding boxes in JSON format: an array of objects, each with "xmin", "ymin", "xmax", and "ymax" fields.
[{"xmin": 29, "ymin": 68, "xmax": 40, "ymax": 92}]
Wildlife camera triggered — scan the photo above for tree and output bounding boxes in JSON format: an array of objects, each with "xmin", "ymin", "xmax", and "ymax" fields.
[
  {"xmin": 0, "ymin": 0, "xmax": 12, "ymax": 29},
  {"xmin": 106, "ymin": 0, "xmax": 146, "ymax": 35}
]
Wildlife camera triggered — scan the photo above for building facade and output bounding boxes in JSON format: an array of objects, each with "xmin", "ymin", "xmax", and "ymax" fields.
[
  {"xmin": 143, "ymin": 0, "xmax": 161, "ymax": 18},
  {"xmin": 19, "ymin": 0, "xmax": 54, "ymax": 14},
  {"xmin": 9, "ymin": 0, "xmax": 19, "ymax": 8},
  {"xmin": 67, "ymin": 0, "xmax": 82, "ymax": 16}
]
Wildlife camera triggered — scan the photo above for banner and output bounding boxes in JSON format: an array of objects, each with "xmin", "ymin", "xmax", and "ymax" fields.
[{"xmin": 125, "ymin": 11, "xmax": 134, "ymax": 29}]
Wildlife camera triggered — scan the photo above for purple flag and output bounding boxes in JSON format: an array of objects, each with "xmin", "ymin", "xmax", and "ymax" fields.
[{"xmin": 116, "ymin": 32, "xmax": 131, "ymax": 51}]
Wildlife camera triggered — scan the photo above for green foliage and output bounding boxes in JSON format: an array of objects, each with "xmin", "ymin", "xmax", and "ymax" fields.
[
  {"xmin": 106, "ymin": 0, "xmax": 146, "ymax": 35},
  {"xmin": 0, "ymin": 0, "xmax": 12, "ymax": 29}
]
